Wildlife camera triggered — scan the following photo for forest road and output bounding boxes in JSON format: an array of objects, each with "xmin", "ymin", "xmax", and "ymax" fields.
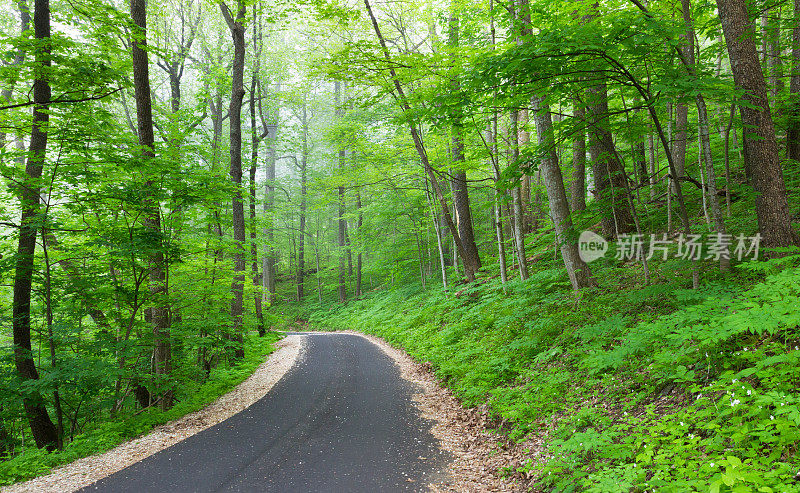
[{"xmin": 79, "ymin": 332, "xmax": 449, "ymax": 493}]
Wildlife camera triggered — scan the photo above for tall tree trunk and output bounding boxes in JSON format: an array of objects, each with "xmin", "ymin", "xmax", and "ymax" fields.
[
  {"xmin": 716, "ymin": 0, "xmax": 798, "ymax": 248},
  {"xmin": 221, "ymin": 0, "xmax": 247, "ymax": 358},
  {"xmin": 336, "ymin": 81, "xmax": 347, "ymax": 302},
  {"xmin": 13, "ymin": 0, "xmax": 59, "ymax": 451},
  {"xmin": 263, "ymin": 84, "xmax": 280, "ymax": 304},
  {"xmin": 297, "ymin": 103, "xmax": 309, "ymax": 300},
  {"xmin": 633, "ymin": 109, "xmax": 648, "ymax": 186},
  {"xmin": 488, "ymin": 116, "xmax": 508, "ymax": 289},
  {"xmin": 511, "ymin": 109, "xmax": 529, "ymax": 280},
  {"xmin": 681, "ymin": 0, "xmax": 731, "ymax": 270},
  {"xmin": 448, "ymin": 11, "xmax": 481, "ymax": 279},
  {"xmin": 571, "ymin": 101, "xmax": 587, "ymax": 212},
  {"xmin": 355, "ymin": 188, "xmax": 363, "ymax": 297},
  {"xmin": 788, "ymin": 0, "xmax": 800, "ymax": 161},
  {"xmin": 364, "ymin": 0, "xmax": 474, "ymax": 281},
  {"xmin": 532, "ymin": 96, "xmax": 594, "ymax": 290},
  {"xmin": 248, "ymin": 14, "xmax": 268, "ymax": 336},
  {"xmin": 586, "ymin": 82, "xmax": 635, "ymax": 238},
  {"xmin": 248, "ymin": 59, "xmax": 265, "ymax": 336},
  {"xmin": 131, "ymin": 0, "xmax": 172, "ymax": 409}
]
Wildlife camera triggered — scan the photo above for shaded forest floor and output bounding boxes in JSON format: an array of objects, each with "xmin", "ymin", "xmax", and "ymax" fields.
[{"xmin": 286, "ymin": 236, "xmax": 800, "ymax": 491}]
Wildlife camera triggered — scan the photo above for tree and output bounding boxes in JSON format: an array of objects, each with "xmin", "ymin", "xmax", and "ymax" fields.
[
  {"xmin": 131, "ymin": 0, "xmax": 173, "ymax": 410},
  {"xmin": 12, "ymin": 0, "xmax": 60, "ymax": 451},
  {"xmin": 220, "ymin": 0, "xmax": 247, "ymax": 357},
  {"xmin": 716, "ymin": 0, "xmax": 798, "ymax": 248}
]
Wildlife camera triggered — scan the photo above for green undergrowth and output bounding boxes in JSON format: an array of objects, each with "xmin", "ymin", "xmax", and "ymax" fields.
[
  {"xmin": 0, "ymin": 331, "xmax": 283, "ymax": 486},
  {"xmin": 295, "ymin": 254, "xmax": 800, "ymax": 492}
]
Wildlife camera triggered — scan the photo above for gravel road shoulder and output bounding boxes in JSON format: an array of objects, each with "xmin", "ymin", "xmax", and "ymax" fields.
[
  {"xmin": 3, "ymin": 335, "xmax": 304, "ymax": 493},
  {"xmin": 341, "ymin": 331, "xmax": 546, "ymax": 492}
]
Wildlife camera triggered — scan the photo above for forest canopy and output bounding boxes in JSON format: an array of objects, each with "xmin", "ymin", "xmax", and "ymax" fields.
[{"xmin": 2, "ymin": 0, "xmax": 800, "ymax": 489}]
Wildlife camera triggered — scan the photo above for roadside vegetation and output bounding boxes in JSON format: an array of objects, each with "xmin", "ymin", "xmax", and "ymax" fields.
[
  {"xmin": 0, "ymin": 333, "xmax": 281, "ymax": 486},
  {"xmin": 289, "ymin": 235, "xmax": 800, "ymax": 491}
]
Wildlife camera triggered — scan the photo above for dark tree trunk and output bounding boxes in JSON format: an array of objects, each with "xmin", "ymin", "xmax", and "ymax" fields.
[
  {"xmin": 788, "ymin": 0, "xmax": 800, "ymax": 161},
  {"xmin": 13, "ymin": 0, "xmax": 59, "ymax": 451},
  {"xmin": 297, "ymin": 103, "xmax": 309, "ymax": 301},
  {"xmin": 336, "ymin": 81, "xmax": 347, "ymax": 302},
  {"xmin": 364, "ymin": 0, "xmax": 474, "ymax": 281},
  {"xmin": 249, "ymin": 19, "xmax": 266, "ymax": 336},
  {"xmin": 571, "ymin": 101, "xmax": 587, "ymax": 212},
  {"xmin": 263, "ymin": 123, "xmax": 278, "ymax": 303},
  {"xmin": 448, "ymin": 11, "xmax": 481, "ymax": 279},
  {"xmin": 586, "ymin": 81, "xmax": 635, "ymax": 239},
  {"xmin": 221, "ymin": 0, "xmax": 247, "ymax": 357},
  {"xmin": 532, "ymin": 96, "xmax": 595, "ymax": 290},
  {"xmin": 355, "ymin": 188, "xmax": 363, "ymax": 297},
  {"xmin": 716, "ymin": 0, "xmax": 798, "ymax": 248},
  {"xmin": 132, "ymin": 0, "xmax": 173, "ymax": 408}
]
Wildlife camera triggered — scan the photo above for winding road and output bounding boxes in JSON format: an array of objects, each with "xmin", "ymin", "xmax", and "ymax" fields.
[{"xmin": 79, "ymin": 333, "xmax": 449, "ymax": 492}]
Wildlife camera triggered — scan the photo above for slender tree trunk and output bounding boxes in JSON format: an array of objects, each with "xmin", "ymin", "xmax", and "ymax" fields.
[
  {"xmin": 355, "ymin": 188, "xmax": 363, "ymax": 296},
  {"xmin": 586, "ymin": 81, "xmax": 635, "ymax": 238},
  {"xmin": 221, "ymin": 0, "xmax": 247, "ymax": 357},
  {"xmin": 335, "ymin": 81, "xmax": 347, "ymax": 302},
  {"xmin": 364, "ymin": 0, "xmax": 474, "ymax": 281},
  {"xmin": 297, "ymin": 103, "xmax": 309, "ymax": 300},
  {"xmin": 532, "ymin": 96, "xmax": 594, "ymax": 290},
  {"xmin": 448, "ymin": 11, "xmax": 481, "ymax": 279},
  {"xmin": 249, "ymin": 78, "xmax": 265, "ymax": 336},
  {"xmin": 488, "ymin": 116, "xmax": 508, "ymax": 289},
  {"xmin": 13, "ymin": 0, "xmax": 59, "ymax": 451},
  {"xmin": 263, "ymin": 84, "xmax": 279, "ymax": 304},
  {"xmin": 248, "ymin": 16, "xmax": 267, "ymax": 335},
  {"xmin": 681, "ymin": 0, "xmax": 731, "ymax": 270},
  {"xmin": 788, "ymin": 0, "xmax": 800, "ymax": 161},
  {"xmin": 571, "ymin": 102, "xmax": 587, "ymax": 212},
  {"xmin": 716, "ymin": 0, "xmax": 798, "ymax": 248},
  {"xmin": 510, "ymin": 109, "xmax": 529, "ymax": 279},
  {"xmin": 131, "ymin": 0, "xmax": 173, "ymax": 408}
]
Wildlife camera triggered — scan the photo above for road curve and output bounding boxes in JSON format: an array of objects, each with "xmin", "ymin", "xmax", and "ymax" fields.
[{"xmin": 79, "ymin": 332, "xmax": 449, "ymax": 493}]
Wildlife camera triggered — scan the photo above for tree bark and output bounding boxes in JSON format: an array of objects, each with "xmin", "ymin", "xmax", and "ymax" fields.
[
  {"xmin": 131, "ymin": 0, "xmax": 173, "ymax": 409},
  {"xmin": 220, "ymin": 0, "xmax": 247, "ymax": 357},
  {"xmin": 716, "ymin": 0, "xmax": 798, "ymax": 248},
  {"xmin": 336, "ymin": 81, "xmax": 347, "ymax": 302},
  {"xmin": 448, "ymin": 10, "xmax": 481, "ymax": 279},
  {"xmin": 248, "ymin": 28, "xmax": 266, "ymax": 336},
  {"xmin": 363, "ymin": 0, "xmax": 474, "ymax": 281},
  {"xmin": 12, "ymin": 0, "xmax": 59, "ymax": 451},
  {"xmin": 297, "ymin": 102, "xmax": 309, "ymax": 300},
  {"xmin": 532, "ymin": 96, "xmax": 594, "ymax": 290},
  {"xmin": 788, "ymin": 0, "xmax": 800, "ymax": 161},
  {"xmin": 586, "ymin": 81, "xmax": 635, "ymax": 238},
  {"xmin": 355, "ymin": 188, "xmax": 363, "ymax": 297},
  {"xmin": 681, "ymin": 0, "xmax": 731, "ymax": 270},
  {"xmin": 263, "ymin": 83, "xmax": 280, "ymax": 305},
  {"xmin": 571, "ymin": 101, "xmax": 587, "ymax": 212}
]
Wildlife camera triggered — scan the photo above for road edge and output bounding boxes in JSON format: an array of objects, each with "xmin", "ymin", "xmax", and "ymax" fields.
[
  {"xmin": 3, "ymin": 335, "xmax": 305, "ymax": 493},
  {"xmin": 338, "ymin": 330, "xmax": 541, "ymax": 492}
]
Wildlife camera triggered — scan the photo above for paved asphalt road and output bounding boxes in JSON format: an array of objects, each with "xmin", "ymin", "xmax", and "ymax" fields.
[{"xmin": 80, "ymin": 333, "xmax": 449, "ymax": 493}]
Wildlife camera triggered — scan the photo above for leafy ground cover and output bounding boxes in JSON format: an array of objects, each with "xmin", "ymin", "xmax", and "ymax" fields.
[
  {"xmin": 290, "ymin": 250, "xmax": 800, "ymax": 492},
  {"xmin": 0, "ymin": 332, "xmax": 282, "ymax": 486}
]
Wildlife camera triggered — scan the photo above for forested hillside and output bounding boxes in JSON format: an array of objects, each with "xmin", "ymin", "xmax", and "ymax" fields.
[{"xmin": 1, "ymin": 0, "xmax": 800, "ymax": 490}]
